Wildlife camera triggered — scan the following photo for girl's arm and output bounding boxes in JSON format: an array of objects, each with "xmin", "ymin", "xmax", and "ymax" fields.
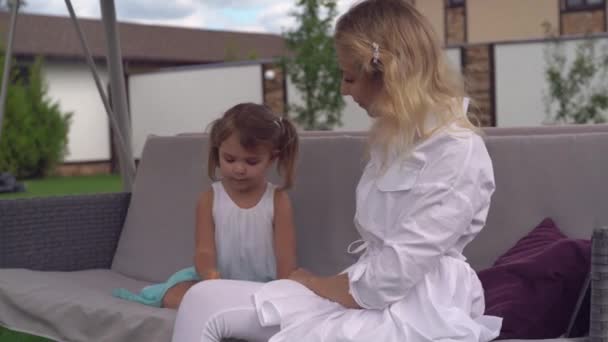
[
  {"xmin": 194, "ymin": 190, "xmax": 220, "ymax": 280},
  {"xmin": 273, "ymin": 190, "xmax": 298, "ymax": 279},
  {"xmin": 290, "ymin": 269, "xmax": 361, "ymax": 309}
]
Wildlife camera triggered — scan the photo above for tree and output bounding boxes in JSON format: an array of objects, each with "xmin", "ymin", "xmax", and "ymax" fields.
[
  {"xmin": 283, "ymin": 0, "xmax": 344, "ymax": 130},
  {"xmin": 0, "ymin": 57, "xmax": 72, "ymax": 178},
  {"xmin": 543, "ymin": 26, "xmax": 608, "ymax": 124}
]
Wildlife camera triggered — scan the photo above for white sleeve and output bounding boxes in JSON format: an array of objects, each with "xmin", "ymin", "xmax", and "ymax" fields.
[{"xmin": 347, "ymin": 184, "xmax": 476, "ymax": 310}]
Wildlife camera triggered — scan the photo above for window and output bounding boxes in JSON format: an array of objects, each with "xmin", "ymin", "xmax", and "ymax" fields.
[
  {"xmin": 446, "ymin": 0, "xmax": 465, "ymax": 8},
  {"xmin": 13, "ymin": 65, "xmax": 30, "ymax": 86},
  {"xmin": 564, "ymin": 0, "xmax": 605, "ymax": 11}
]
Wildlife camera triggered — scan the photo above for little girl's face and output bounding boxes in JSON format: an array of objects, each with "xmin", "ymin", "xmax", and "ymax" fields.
[{"xmin": 218, "ymin": 133, "xmax": 274, "ymax": 192}]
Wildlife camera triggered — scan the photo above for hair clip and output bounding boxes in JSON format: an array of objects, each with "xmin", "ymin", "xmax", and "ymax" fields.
[
  {"xmin": 371, "ymin": 42, "xmax": 380, "ymax": 64},
  {"xmin": 274, "ymin": 117, "xmax": 282, "ymax": 129}
]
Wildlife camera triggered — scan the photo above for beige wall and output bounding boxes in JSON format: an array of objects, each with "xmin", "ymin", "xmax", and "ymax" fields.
[
  {"xmin": 416, "ymin": 0, "xmax": 445, "ymax": 46},
  {"xmin": 468, "ymin": 0, "xmax": 559, "ymax": 43}
]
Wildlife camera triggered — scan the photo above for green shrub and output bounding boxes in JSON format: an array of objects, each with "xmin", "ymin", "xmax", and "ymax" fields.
[{"xmin": 0, "ymin": 57, "xmax": 72, "ymax": 178}]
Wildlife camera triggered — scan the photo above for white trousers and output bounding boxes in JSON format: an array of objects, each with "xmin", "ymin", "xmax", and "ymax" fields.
[{"xmin": 171, "ymin": 280, "xmax": 278, "ymax": 342}]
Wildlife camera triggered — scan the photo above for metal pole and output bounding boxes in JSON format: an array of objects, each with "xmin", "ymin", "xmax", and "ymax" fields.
[
  {"xmin": 0, "ymin": 0, "xmax": 20, "ymax": 142},
  {"xmin": 64, "ymin": 0, "xmax": 135, "ymax": 191},
  {"xmin": 99, "ymin": 0, "xmax": 135, "ymax": 192}
]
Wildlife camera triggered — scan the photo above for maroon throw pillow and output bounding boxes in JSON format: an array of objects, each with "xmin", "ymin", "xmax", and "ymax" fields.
[{"xmin": 478, "ymin": 218, "xmax": 590, "ymax": 340}]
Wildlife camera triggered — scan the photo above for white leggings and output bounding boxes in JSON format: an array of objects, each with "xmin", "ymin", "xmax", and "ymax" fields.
[{"xmin": 171, "ymin": 280, "xmax": 279, "ymax": 342}]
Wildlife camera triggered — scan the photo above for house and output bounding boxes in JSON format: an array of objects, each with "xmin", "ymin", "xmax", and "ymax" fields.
[
  {"xmin": 2, "ymin": 2, "xmax": 607, "ymax": 174},
  {"xmin": 413, "ymin": 0, "xmax": 608, "ymax": 127},
  {"xmin": 0, "ymin": 12, "xmax": 287, "ymax": 175}
]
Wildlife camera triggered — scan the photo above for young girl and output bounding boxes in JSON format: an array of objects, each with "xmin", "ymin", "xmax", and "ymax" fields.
[
  {"xmin": 171, "ymin": 0, "xmax": 503, "ymax": 341},
  {"xmin": 113, "ymin": 102, "xmax": 299, "ymax": 309}
]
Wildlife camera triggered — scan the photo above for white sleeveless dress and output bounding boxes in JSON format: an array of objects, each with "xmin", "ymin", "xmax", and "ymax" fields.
[{"xmin": 212, "ymin": 181, "xmax": 277, "ymax": 282}]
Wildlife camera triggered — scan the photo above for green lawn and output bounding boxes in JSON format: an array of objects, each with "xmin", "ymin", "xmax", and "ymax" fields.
[
  {"xmin": 0, "ymin": 174, "xmax": 122, "ymax": 199},
  {"xmin": 1, "ymin": 174, "xmax": 122, "ymax": 341},
  {"xmin": 0, "ymin": 327, "xmax": 52, "ymax": 342}
]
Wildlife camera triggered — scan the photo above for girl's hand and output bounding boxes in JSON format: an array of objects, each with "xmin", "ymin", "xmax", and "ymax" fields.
[
  {"xmin": 289, "ymin": 268, "xmax": 315, "ymax": 288},
  {"xmin": 201, "ymin": 268, "xmax": 221, "ymax": 280}
]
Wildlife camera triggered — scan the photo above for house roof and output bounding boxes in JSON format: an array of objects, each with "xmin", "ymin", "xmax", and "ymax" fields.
[{"xmin": 0, "ymin": 12, "xmax": 287, "ymax": 64}]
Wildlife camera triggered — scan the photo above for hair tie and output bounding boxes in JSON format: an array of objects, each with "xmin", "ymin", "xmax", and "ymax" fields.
[
  {"xmin": 371, "ymin": 42, "xmax": 380, "ymax": 64},
  {"xmin": 274, "ymin": 117, "xmax": 283, "ymax": 130}
]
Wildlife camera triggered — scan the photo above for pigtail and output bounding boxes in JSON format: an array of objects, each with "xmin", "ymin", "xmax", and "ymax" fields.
[
  {"xmin": 207, "ymin": 118, "xmax": 223, "ymax": 181},
  {"xmin": 275, "ymin": 117, "xmax": 299, "ymax": 190}
]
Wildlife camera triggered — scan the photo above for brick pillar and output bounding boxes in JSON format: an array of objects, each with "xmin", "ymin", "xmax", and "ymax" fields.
[
  {"xmin": 560, "ymin": 0, "xmax": 607, "ymax": 36},
  {"xmin": 445, "ymin": 4, "xmax": 466, "ymax": 45},
  {"xmin": 561, "ymin": 9, "xmax": 606, "ymax": 35},
  {"xmin": 262, "ymin": 63, "xmax": 286, "ymax": 116},
  {"xmin": 462, "ymin": 44, "xmax": 495, "ymax": 127},
  {"xmin": 54, "ymin": 162, "xmax": 112, "ymax": 176}
]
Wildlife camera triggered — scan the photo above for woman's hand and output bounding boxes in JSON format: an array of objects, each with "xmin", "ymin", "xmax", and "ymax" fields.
[{"xmin": 289, "ymin": 268, "xmax": 361, "ymax": 309}]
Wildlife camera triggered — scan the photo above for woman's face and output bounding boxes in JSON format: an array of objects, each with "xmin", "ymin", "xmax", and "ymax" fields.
[{"xmin": 337, "ymin": 48, "xmax": 383, "ymax": 117}]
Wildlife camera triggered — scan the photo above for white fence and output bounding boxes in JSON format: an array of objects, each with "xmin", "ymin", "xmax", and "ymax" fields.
[
  {"xmin": 44, "ymin": 61, "xmax": 110, "ymax": 162},
  {"xmin": 495, "ymin": 37, "xmax": 608, "ymax": 127},
  {"xmin": 55, "ymin": 37, "xmax": 606, "ymax": 161},
  {"xmin": 129, "ymin": 62, "xmax": 264, "ymax": 158},
  {"xmin": 133, "ymin": 40, "xmax": 605, "ymax": 157}
]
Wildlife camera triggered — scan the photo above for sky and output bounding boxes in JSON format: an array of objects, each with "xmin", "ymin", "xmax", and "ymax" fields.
[{"xmin": 20, "ymin": 0, "xmax": 360, "ymax": 35}]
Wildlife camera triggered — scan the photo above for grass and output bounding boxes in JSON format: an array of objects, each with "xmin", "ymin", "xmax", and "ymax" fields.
[
  {"xmin": 0, "ymin": 174, "xmax": 122, "ymax": 199},
  {"xmin": 0, "ymin": 327, "xmax": 52, "ymax": 342},
  {"xmin": 1, "ymin": 174, "xmax": 122, "ymax": 341}
]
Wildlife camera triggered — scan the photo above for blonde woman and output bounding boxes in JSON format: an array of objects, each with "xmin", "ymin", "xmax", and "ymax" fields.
[{"xmin": 172, "ymin": 1, "xmax": 502, "ymax": 341}]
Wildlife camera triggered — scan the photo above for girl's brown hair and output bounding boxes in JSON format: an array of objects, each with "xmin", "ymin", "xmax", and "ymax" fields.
[{"xmin": 207, "ymin": 103, "xmax": 299, "ymax": 189}]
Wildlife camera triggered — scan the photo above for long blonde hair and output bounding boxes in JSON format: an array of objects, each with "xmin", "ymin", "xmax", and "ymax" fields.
[{"xmin": 335, "ymin": 0, "xmax": 478, "ymax": 161}]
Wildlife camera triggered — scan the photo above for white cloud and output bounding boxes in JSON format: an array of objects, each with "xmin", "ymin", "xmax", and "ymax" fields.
[
  {"xmin": 197, "ymin": 0, "xmax": 283, "ymax": 10},
  {"xmin": 124, "ymin": 3, "xmax": 208, "ymax": 30},
  {"xmin": 254, "ymin": 0, "xmax": 359, "ymax": 34},
  {"xmin": 233, "ymin": 24, "xmax": 268, "ymax": 33},
  {"xmin": 22, "ymin": 0, "xmax": 100, "ymax": 18},
  {"xmin": 20, "ymin": 0, "xmax": 361, "ymax": 34},
  {"xmin": 256, "ymin": 2, "xmax": 297, "ymax": 34},
  {"xmin": 116, "ymin": 0, "xmax": 197, "ymax": 21}
]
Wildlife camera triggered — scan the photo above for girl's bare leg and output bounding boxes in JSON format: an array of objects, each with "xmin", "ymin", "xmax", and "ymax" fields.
[{"xmin": 162, "ymin": 280, "xmax": 199, "ymax": 309}]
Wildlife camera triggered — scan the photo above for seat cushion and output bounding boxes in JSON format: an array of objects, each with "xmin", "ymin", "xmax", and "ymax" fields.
[
  {"xmin": 466, "ymin": 132, "xmax": 608, "ymax": 271},
  {"xmin": 0, "ymin": 268, "xmax": 175, "ymax": 342},
  {"xmin": 499, "ymin": 339, "xmax": 587, "ymax": 342},
  {"xmin": 478, "ymin": 218, "xmax": 590, "ymax": 340},
  {"xmin": 111, "ymin": 136, "xmax": 209, "ymax": 283}
]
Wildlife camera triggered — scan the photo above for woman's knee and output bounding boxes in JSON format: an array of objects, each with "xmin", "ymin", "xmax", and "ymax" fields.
[
  {"xmin": 181, "ymin": 280, "xmax": 225, "ymax": 305},
  {"xmin": 173, "ymin": 281, "xmax": 228, "ymax": 342},
  {"xmin": 183, "ymin": 280, "xmax": 264, "ymax": 308},
  {"xmin": 174, "ymin": 280, "xmax": 270, "ymax": 342}
]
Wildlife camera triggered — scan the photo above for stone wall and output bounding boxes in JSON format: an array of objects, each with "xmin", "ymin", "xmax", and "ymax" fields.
[
  {"xmin": 446, "ymin": 6, "xmax": 466, "ymax": 45},
  {"xmin": 463, "ymin": 44, "xmax": 494, "ymax": 126},
  {"xmin": 561, "ymin": 9, "xmax": 606, "ymax": 35},
  {"xmin": 54, "ymin": 161, "xmax": 112, "ymax": 177},
  {"xmin": 262, "ymin": 63, "xmax": 286, "ymax": 116}
]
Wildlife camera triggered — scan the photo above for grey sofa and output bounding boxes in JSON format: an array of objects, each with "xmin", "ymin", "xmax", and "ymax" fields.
[{"xmin": 1, "ymin": 124, "xmax": 608, "ymax": 342}]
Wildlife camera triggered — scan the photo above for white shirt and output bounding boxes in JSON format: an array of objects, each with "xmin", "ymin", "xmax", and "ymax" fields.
[
  {"xmin": 347, "ymin": 124, "xmax": 495, "ymax": 309},
  {"xmin": 253, "ymin": 118, "xmax": 502, "ymax": 342}
]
